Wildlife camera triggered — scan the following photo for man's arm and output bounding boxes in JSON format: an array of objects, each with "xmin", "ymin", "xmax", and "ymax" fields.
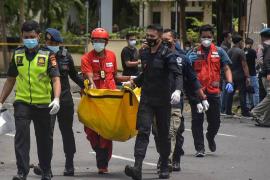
[
  {"xmin": 168, "ymin": 54, "xmax": 183, "ymax": 91},
  {"xmin": 52, "ymin": 77, "xmax": 61, "ymax": 98},
  {"xmin": 125, "ymin": 60, "xmax": 141, "ymax": 67},
  {"xmin": 67, "ymin": 54, "xmax": 84, "ymax": 88},
  {"xmin": 0, "ymin": 77, "xmax": 16, "ymax": 104},
  {"xmin": 223, "ymin": 64, "xmax": 233, "ymax": 83}
]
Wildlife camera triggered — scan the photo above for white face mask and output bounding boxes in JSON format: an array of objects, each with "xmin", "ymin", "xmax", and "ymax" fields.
[
  {"xmin": 93, "ymin": 42, "xmax": 105, "ymax": 53},
  {"xmin": 201, "ymin": 38, "xmax": 212, "ymax": 48},
  {"xmin": 129, "ymin": 40, "xmax": 136, "ymax": 47}
]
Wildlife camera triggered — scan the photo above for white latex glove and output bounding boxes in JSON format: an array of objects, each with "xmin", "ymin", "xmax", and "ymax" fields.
[
  {"xmin": 197, "ymin": 103, "xmax": 204, "ymax": 113},
  {"xmin": 171, "ymin": 90, "xmax": 181, "ymax": 105},
  {"xmin": 0, "ymin": 103, "xmax": 3, "ymax": 110},
  {"xmin": 130, "ymin": 76, "xmax": 137, "ymax": 80},
  {"xmin": 122, "ymin": 81, "xmax": 132, "ymax": 87},
  {"xmin": 49, "ymin": 98, "xmax": 60, "ymax": 115},
  {"xmin": 202, "ymin": 100, "xmax": 209, "ymax": 112}
]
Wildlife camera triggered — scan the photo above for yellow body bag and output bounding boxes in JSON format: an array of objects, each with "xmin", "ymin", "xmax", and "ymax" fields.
[{"xmin": 77, "ymin": 86, "xmax": 140, "ymax": 142}]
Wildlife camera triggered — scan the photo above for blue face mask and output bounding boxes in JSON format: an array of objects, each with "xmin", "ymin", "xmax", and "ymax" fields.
[
  {"xmin": 47, "ymin": 46, "xmax": 60, "ymax": 53},
  {"xmin": 93, "ymin": 42, "xmax": 105, "ymax": 53},
  {"xmin": 23, "ymin": 38, "xmax": 38, "ymax": 49}
]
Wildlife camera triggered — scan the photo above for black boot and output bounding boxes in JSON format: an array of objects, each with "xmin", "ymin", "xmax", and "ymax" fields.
[
  {"xmin": 172, "ymin": 155, "xmax": 181, "ymax": 171},
  {"xmin": 12, "ymin": 173, "xmax": 26, "ymax": 180},
  {"xmin": 64, "ymin": 154, "xmax": 74, "ymax": 176},
  {"xmin": 33, "ymin": 164, "xmax": 53, "ymax": 177},
  {"xmin": 159, "ymin": 159, "xmax": 170, "ymax": 179},
  {"xmin": 41, "ymin": 172, "xmax": 51, "ymax": 180},
  {"xmin": 206, "ymin": 133, "xmax": 216, "ymax": 152},
  {"xmin": 124, "ymin": 160, "xmax": 142, "ymax": 180}
]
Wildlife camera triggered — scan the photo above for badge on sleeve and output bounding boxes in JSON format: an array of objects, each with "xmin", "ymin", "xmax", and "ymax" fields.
[
  {"xmin": 16, "ymin": 56, "xmax": 24, "ymax": 66},
  {"xmin": 37, "ymin": 57, "xmax": 46, "ymax": 66},
  {"xmin": 49, "ymin": 54, "xmax": 57, "ymax": 67}
]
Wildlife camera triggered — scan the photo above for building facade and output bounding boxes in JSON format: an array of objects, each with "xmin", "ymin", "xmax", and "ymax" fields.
[{"xmin": 138, "ymin": 0, "xmax": 214, "ymax": 31}]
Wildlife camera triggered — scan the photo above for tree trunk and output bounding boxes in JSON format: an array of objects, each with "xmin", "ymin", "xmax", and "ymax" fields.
[
  {"xmin": 19, "ymin": 0, "xmax": 25, "ymax": 27},
  {"xmin": 179, "ymin": 0, "xmax": 187, "ymax": 45},
  {"xmin": 0, "ymin": 0, "xmax": 9, "ymax": 73},
  {"xmin": 266, "ymin": 0, "xmax": 270, "ymax": 27},
  {"xmin": 216, "ymin": 0, "xmax": 233, "ymax": 45}
]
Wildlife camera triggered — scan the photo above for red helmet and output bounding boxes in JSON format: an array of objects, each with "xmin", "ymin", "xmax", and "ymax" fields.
[{"xmin": 91, "ymin": 28, "xmax": 109, "ymax": 40}]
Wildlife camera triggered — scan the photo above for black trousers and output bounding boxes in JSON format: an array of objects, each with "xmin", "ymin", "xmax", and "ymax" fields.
[
  {"xmin": 190, "ymin": 95, "xmax": 220, "ymax": 151},
  {"xmin": 14, "ymin": 102, "xmax": 53, "ymax": 176},
  {"xmin": 134, "ymin": 101, "xmax": 171, "ymax": 163},
  {"xmin": 51, "ymin": 104, "xmax": 76, "ymax": 163},
  {"xmin": 226, "ymin": 80, "xmax": 249, "ymax": 115}
]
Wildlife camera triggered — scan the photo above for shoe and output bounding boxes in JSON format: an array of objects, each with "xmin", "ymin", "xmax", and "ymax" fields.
[
  {"xmin": 41, "ymin": 173, "xmax": 51, "ymax": 180},
  {"xmin": 33, "ymin": 165, "xmax": 42, "ymax": 175},
  {"xmin": 33, "ymin": 165, "xmax": 53, "ymax": 177},
  {"xmin": 124, "ymin": 165, "xmax": 142, "ymax": 180},
  {"xmin": 172, "ymin": 161, "xmax": 181, "ymax": 171},
  {"xmin": 242, "ymin": 112, "xmax": 252, "ymax": 118},
  {"xmin": 254, "ymin": 119, "xmax": 270, "ymax": 127},
  {"xmin": 206, "ymin": 133, "xmax": 216, "ymax": 152},
  {"xmin": 159, "ymin": 168, "xmax": 170, "ymax": 179},
  {"xmin": 12, "ymin": 174, "xmax": 26, "ymax": 180},
  {"xmin": 98, "ymin": 168, "xmax": 108, "ymax": 174},
  {"xmin": 63, "ymin": 167, "xmax": 74, "ymax": 176},
  {"xmin": 195, "ymin": 150, "xmax": 205, "ymax": 157}
]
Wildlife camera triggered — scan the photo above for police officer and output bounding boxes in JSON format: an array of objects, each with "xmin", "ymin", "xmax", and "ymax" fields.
[
  {"xmin": 159, "ymin": 29, "xmax": 208, "ymax": 171},
  {"xmin": 251, "ymin": 28, "xmax": 270, "ymax": 127},
  {"xmin": 123, "ymin": 24, "xmax": 183, "ymax": 180},
  {"xmin": 0, "ymin": 20, "xmax": 61, "ymax": 180},
  {"xmin": 33, "ymin": 28, "xmax": 84, "ymax": 176},
  {"xmin": 188, "ymin": 24, "xmax": 233, "ymax": 157}
]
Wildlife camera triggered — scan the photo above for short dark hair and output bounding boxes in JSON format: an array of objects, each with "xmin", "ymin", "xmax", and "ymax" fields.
[
  {"xmin": 245, "ymin": 37, "xmax": 254, "ymax": 45},
  {"xmin": 232, "ymin": 34, "xmax": 243, "ymax": 44},
  {"xmin": 147, "ymin": 24, "xmax": 163, "ymax": 33},
  {"xmin": 163, "ymin": 29, "xmax": 177, "ymax": 39},
  {"xmin": 222, "ymin": 31, "xmax": 231, "ymax": 39},
  {"xmin": 21, "ymin": 20, "xmax": 41, "ymax": 33},
  {"xmin": 126, "ymin": 32, "xmax": 136, "ymax": 40},
  {"xmin": 199, "ymin": 24, "xmax": 214, "ymax": 35}
]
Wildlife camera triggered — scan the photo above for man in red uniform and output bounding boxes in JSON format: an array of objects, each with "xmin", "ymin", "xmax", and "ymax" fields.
[{"xmin": 81, "ymin": 28, "xmax": 131, "ymax": 174}]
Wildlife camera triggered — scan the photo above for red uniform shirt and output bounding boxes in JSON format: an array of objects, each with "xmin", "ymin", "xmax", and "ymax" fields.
[{"xmin": 81, "ymin": 49, "xmax": 117, "ymax": 89}]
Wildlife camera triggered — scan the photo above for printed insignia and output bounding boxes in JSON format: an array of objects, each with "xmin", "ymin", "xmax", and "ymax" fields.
[
  {"xmin": 106, "ymin": 62, "xmax": 113, "ymax": 67},
  {"xmin": 50, "ymin": 54, "xmax": 57, "ymax": 67},
  {"xmin": 16, "ymin": 56, "xmax": 24, "ymax": 66},
  {"xmin": 37, "ymin": 57, "xmax": 46, "ymax": 66},
  {"xmin": 176, "ymin": 57, "xmax": 183, "ymax": 66}
]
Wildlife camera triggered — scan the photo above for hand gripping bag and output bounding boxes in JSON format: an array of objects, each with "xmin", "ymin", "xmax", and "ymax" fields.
[{"xmin": 77, "ymin": 87, "xmax": 139, "ymax": 141}]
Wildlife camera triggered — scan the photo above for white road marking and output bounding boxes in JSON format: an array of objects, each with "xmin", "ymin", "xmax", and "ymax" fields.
[
  {"xmin": 185, "ymin": 129, "xmax": 237, "ymax": 138},
  {"xmin": 89, "ymin": 151, "xmax": 156, "ymax": 167},
  {"xmin": 5, "ymin": 133, "xmax": 15, "ymax": 137}
]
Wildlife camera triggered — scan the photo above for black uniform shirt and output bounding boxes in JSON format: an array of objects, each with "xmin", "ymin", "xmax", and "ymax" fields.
[
  {"xmin": 121, "ymin": 46, "xmax": 140, "ymax": 76},
  {"xmin": 134, "ymin": 44, "xmax": 183, "ymax": 106},
  {"xmin": 55, "ymin": 47, "xmax": 84, "ymax": 105},
  {"xmin": 7, "ymin": 46, "xmax": 60, "ymax": 78}
]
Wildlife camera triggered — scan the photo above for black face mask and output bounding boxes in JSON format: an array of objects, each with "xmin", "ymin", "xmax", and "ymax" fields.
[
  {"xmin": 146, "ymin": 38, "xmax": 158, "ymax": 47},
  {"xmin": 162, "ymin": 41, "xmax": 173, "ymax": 48}
]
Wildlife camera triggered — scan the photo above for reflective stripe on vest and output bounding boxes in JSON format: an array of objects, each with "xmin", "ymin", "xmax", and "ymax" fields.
[
  {"xmin": 193, "ymin": 44, "xmax": 221, "ymax": 94},
  {"xmin": 14, "ymin": 49, "xmax": 52, "ymax": 104}
]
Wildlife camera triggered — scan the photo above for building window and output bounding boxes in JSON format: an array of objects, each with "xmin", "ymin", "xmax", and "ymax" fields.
[{"xmin": 152, "ymin": 12, "xmax": 161, "ymax": 24}]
